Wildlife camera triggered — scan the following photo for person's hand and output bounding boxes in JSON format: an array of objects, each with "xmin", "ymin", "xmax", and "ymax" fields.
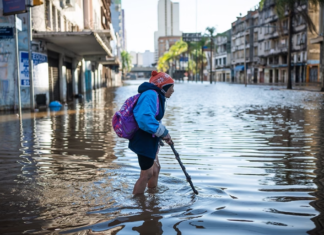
[{"xmin": 163, "ymin": 133, "xmax": 173, "ymax": 145}]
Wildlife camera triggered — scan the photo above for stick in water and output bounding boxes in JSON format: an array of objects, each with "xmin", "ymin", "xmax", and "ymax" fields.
[{"xmin": 169, "ymin": 144, "xmax": 199, "ymax": 195}]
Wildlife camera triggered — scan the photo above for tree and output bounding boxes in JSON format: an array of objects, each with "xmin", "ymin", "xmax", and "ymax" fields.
[
  {"xmin": 188, "ymin": 59, "xmax": 197, "ymax": 78},
  {"xmin": 196, "ymin": 37, "xmax": 209, "ymax": 82},
  {"xmin": 260, "ymin": 0, "xmax": 324, "ymax": 89},
  {"xmin": 157, "ymin": 40, "xmax": 188, "ymax": 77},
  {"xmin": 205, "ymin": 27, "xmax": 217, "ymax": 84},
  {"xmin": 121, "ymin": 51, "xmax": 133, "ymax": 80},
  {"xmin": 157, "ymin": 52, "xmax": 172, "ymax": 72}
]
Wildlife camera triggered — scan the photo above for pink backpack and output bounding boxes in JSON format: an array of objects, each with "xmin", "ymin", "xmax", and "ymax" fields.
[{"xmin": 112, "ymin": 91, "xmax": 159, "ymax": 139}]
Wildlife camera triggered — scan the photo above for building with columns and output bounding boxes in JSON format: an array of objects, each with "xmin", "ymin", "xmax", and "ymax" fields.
[{"xmin": 0, "ymin": 0, "xmax": 121, "ymax": 110}]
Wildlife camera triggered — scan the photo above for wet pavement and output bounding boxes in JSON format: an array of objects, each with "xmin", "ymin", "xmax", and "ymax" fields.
[{"xmin": 1, "ymin": 81, "xmax": 324, "ymax": 235}]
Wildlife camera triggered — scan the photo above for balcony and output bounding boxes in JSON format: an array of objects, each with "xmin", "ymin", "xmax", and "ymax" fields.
[{"xmin": 215, "ymin": 51, "xmax": 227, "ymax": 57}]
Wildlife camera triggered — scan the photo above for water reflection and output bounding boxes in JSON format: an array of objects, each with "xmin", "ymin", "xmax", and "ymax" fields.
[{"xmin": 1, "ymin": 83, "xmax": 324, "ymax": 234}]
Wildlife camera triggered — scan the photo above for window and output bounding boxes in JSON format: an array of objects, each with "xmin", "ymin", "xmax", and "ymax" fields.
[
  {"xmin": 219, "ymin": 58, "xmax": 222, "ymax": 65},
  {"xmin": 57, "ymin": 10, "xmax": 61, "ymax": 31},
  {"xmin": 52, "ymin": 5, "xmax": 56, "ymax": 31},
  {"xmin": 215, "ymin": 59, "xmax": 218, "ymax": 65},
  {"xmin": 223, "ymin": 57, "xmax": 226, "ymax": 65},
  {"xmin": 283, "ymin": 19, "xmax": 288, "ymax": 30},
  {"xmin": 45, "ymin": 0, "xmax": 51, "ymax": 29}
]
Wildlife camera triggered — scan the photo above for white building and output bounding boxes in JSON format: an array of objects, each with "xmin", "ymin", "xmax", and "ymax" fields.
[
  {"xmin": 143, "ymin": 50, "xmax": 155, "ymax": 67},
  {"xmin": 130, "ymin": 51, "xmax": 144, "ymax": 67},
  {"xmin": 154, "ymin": 0, "xmax": 181, "ymax": 62}
]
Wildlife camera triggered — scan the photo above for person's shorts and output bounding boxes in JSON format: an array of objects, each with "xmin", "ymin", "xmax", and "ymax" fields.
[{"xmin": 137, "ymin": 154, "xmax": 155, "ymax": 170}]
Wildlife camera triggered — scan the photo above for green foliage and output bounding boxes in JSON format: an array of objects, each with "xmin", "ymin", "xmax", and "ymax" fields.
[
  {"xmin": 188, "ymin": 60, "xmax": 197, "ymax": 75},
  {"xmin": 121, "ymin": 51, "xmax": 133, "ymax": 76},
  {"xmin": 157, "ymin": 40, "xmax": 188, "ymax": 72}
]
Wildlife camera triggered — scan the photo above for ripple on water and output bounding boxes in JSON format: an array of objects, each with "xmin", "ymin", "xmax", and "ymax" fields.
[{"xmin": 1, "ymin": 83, "xmax": 324, "ymax": 235}]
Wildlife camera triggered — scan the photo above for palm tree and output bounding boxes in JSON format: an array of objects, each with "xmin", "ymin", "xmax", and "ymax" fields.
[
  {"xmin": 260, "ymin": 0, "xmax": 324, "ymax": 89},
  {"xmin": 186, "ymin": 41, "xmax": 198, "ymax": 81},
  {"xmin": 205, "ymin": 27, "xmax": 217, "ymax": 84},
  {"xmin": 196, "ymin": 37, "xmax": 209, "ymax": 82},
  {"xmin": 157, "ymin": 40, "xmax": 188, "ymax": 78},
  {"xmin": 188, "ymin": 59, "xmax": 197, "ymax": 78},
  {"xmin": 121, "ymin": 51, "xmax": 133, "ymax": 80}
]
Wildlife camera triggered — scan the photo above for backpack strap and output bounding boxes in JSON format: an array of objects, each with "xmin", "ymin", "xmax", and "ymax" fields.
[{"xmin": 152, "ymin": 90, "xmax": 160, "ymax": 118}]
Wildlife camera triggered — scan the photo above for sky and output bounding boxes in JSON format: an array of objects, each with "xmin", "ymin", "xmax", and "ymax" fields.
[{"xmin": 122, "ymin": 0, "xmax": 261, "ymax": 53}]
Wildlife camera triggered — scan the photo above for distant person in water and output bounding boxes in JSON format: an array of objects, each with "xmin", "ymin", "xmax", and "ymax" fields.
[{"xmin": 129, "ymin": 71, "xmax": 174, "ymax": 195}]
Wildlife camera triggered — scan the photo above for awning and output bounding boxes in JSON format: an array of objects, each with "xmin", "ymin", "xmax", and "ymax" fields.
[
  {"xmin": 234, "ymin": 65, "xmax": 244, "ymax": 71},
  {"xmin": 33, "ymin": 30, "xmax": 113, "ymax": 57}
]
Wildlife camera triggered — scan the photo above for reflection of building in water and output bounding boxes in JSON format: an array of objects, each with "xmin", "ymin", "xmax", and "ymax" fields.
[
  {"xmin": 245, "ymin": 107, "xmax": 316, "ymax": 186},
  {"xmin": 307, "ymin": 108, "xmax": 324, "ymax": 234},
  {"xmin": 0, "ymin": 88, "xmax": 122, "ymax": 233}
]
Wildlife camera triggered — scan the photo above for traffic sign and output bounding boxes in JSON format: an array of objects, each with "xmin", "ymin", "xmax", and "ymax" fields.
[{"xmin": 182, "ymin": 33, "xmax": 202, "ymax": 42}]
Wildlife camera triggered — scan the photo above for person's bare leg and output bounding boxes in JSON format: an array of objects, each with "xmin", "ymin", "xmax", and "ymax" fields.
[
  {"xmin": 133, "ymin": 167, "xmax": 154, "ymax": 195},
  {"xmin": 148, "ymin": 155, "xmax": 161, "ymax": 188}
]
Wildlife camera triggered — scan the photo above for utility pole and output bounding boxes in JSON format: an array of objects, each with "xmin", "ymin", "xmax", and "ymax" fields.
[
  {"xmin": 195, "ymin": 0, "xmax": 198, "ymax": 83},
  {"xmin": 210, "ymin": 35, "xmax": 213, "ymax": 84},
  {"xmin": 320, "ymin": 3, "xmax": 324, "ymax": 92},
  {"xmin": 15, "ymin": 15, "xmax": 22, "ymax": 118},
  {"xmin": 28, "ymin": 0, "xmax": 35, "ymax": 111},
  {"xmin": 244, "ymin": 32, "xmax": 247, "ymax": 87},
  {"xmin": 287, "ymin": 10, "xmax": 293, "ymax": 90}
]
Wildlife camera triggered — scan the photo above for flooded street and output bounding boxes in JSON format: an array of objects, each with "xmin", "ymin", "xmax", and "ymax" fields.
[{"xmin": 1, "ymin": 81, "xmax": 324, "ymax": 235}]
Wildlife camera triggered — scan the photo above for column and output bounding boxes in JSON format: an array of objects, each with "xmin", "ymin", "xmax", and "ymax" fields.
[
  {"xmin": 59, "ymin": 54, "xmax": 67, "ymax": 103},
  {"xmin": 80, "ymin": 59, "xmax": 86, "ymax": 93},
  {"xmin": 94, "ymin": 68, "xmax": 97, "ymax": 90},
  {"xmin": 72, "ymin": 59, "xmax": 79, "ymax": 95}
]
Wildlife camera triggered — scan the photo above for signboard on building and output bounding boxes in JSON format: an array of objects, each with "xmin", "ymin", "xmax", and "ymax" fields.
[
  {"xmin": 20, "ymin": 51, "xmax": 49, "ymax": 87},
  {"xmin": 179, "ymin": 57, "xmax": 188, "ymax": 62},
  {"xmin": 0, "ymin": 27, "xmax": 14, "ymax": 40},
  {"xmin": 182, "ymin": 33, "xmax": 202, "ymax": 42},
  {"xmin": 2, "ymin": 0, "xmax": 27, "ymax": 16}
]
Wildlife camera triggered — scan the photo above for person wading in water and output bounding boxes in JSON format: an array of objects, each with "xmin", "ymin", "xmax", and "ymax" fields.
[{"xmin": 129, "ymin": 71, "xmax": 174, "ymax": 195}]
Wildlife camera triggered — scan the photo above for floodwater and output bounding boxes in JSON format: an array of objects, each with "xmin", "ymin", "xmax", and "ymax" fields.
[{"xmin": 1, "ymin": 81, "xmax": 324, "ymax": 235}]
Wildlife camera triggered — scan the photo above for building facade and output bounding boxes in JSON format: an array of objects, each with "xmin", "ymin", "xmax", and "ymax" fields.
[
  {"xmin": 157, "ymin": 36, "xmax": 181, "ymax": 59},
  {"xmin": 0, "ymin": 0, "xmax": 121, "ymax": 110},
  {"xmin": 224, "ymin": 0, "xmax": 320, "ymax": 85},
  {"xmin": 214, "ymin": 30, "xmax": 232, "ymax": 82},
  {"xmin": 231, "ymin": 10, "xmax": 259, "ymax": 83},
  {"xmin": 258, "ymin": 0, "xmax": 320, "ymax": 84},
  {"xmin": 154, "ymin": 0, "xmax": 181, "ymax": 62},
  {"xmin": 110, "ymin": 0, "xmax": 126, "ymax": 51}
]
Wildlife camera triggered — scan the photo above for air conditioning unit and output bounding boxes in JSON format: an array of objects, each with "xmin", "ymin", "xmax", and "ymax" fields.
[{"xmin": 66, "ymin": 0, "xmax": 75, "ymax": 7}]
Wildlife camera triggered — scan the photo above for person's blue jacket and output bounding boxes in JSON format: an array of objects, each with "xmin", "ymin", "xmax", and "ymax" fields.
[{"xmin": 129, "ymin": 82, "xmax": 168, "ymax": 159}]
